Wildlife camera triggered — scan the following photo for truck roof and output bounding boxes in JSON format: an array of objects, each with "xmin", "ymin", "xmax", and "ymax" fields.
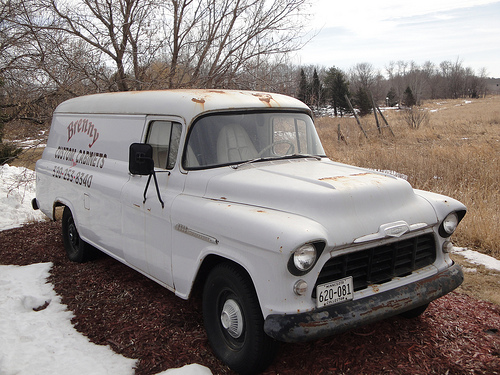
[{"xmin": 54, "ymin": 89, "xmax": 311, "ymax": 123}]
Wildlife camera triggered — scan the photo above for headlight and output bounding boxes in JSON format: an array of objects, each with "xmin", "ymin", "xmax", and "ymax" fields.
[
  {"xmin": 443, "ymin": 213, "xmax": 459, "ymax": 234},
  {"xmin": 287, "ymin": 242, "xmax": 325, "ymax": 276},
  {"xmin": 294, "ymin": 244, "xmax": 317, "ymax": 271},
  {"xmin": 438, "ymin": 210, "xmax": 467, "ymax": 238},
  {"xmin": 440, "ymin": 212, "xmax": 459, "ymax": 237}
]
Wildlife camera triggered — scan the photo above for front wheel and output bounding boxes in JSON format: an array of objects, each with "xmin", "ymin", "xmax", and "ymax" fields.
[
  {"xmin": 203, "ymin": 263, "xmax": 278, "ymax": 374},
  {"xmin": 61, "ymin": 206, "xmax": 91, "ymax": 263}
]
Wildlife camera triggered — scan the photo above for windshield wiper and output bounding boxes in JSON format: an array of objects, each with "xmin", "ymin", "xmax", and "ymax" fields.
[
  {"xmin": 280, "ymin": 153, "xmax": 323, "ymax": 161},
  {"xmin": 231, "ymin": 154, "xmax": 322, "ymax": 169},
  {"xmin": 231, "ymin": 157, "xmax": 275, "ymax": 169}
]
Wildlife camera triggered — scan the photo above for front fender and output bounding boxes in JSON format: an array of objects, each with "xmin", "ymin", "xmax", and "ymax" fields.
[
  {"xmin": 414, "ymin": 189, "xmax": 467, "ymax": 222},
  {"xmin": 170, "ymin": 195, "xmax": 327, "ymax": 306}
]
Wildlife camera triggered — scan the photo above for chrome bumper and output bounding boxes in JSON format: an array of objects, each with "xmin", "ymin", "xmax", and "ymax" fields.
[{"xmin": 264, "ymin": 263, "xmax": 463, "ymax": 342}]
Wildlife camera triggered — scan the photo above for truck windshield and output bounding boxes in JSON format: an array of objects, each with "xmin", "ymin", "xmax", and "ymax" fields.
[{"xmin": 183, "ymin": 111, "xmax": 325, "ymax": 169}]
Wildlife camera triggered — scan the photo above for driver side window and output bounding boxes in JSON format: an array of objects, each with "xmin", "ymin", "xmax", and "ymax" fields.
[{"xmin": 146, "ymin": 120, "xmax": 182, "ymax": 169}]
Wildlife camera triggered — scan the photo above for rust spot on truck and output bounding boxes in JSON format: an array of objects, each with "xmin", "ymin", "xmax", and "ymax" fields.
[
  {"xmin": 319, "ymin": 172, "xmax": 374, "ymax": 182},
  {"xmin": 360, "ymin": 296, "xmax": 414, "ymax": 317},
  {"xmin": 298, "ymin": 315, "xmax": 343, "ymax": 330},
  {"xmin": 252, "ymin": 93, "xmax": 276, "ymax": 107},
  {"xmin": 191, "ymin": 97, "xmax": 205, "ymax": 104},
  {"xmin": 319, "ymin": 173, "xmax": 386, "ymax": 188}
]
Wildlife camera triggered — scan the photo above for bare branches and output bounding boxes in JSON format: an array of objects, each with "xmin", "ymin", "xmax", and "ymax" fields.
[
  {"xmin": 160, "ymin": 0, "xmax": 310, "ymax": 88},
  {"xmin": 4, "ymin": 0, "xmax": 310, "ymax": 92},
  {"xmin": 401, "ymin": 107, "xmax": 429, "ymax": 129}
]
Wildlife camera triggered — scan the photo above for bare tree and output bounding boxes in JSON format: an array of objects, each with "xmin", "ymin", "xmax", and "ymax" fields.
[
  {"xmin": 350, "ymin": 62, "xmax": 385, "ymax": 104},
  {"xmin": 11, "ymin": 0, "xmax": 310, "ymax": 92},
  {"xmin": 1, "ymin": 0, "xmax": 65, "ymax": 127},
  {"xmin": 162, "ymin": 0, "xmax": 310, "ymax": 88},
  {"xmin": 351, "ymin": 63, "xmax": 377, "ymax": 91},
  {"xmin": 386, "ymin": 60, "xmax": 431, "ymax": 105},
  {"xmin": 21, "ymin": 0, "xmax": 165, "ymax": 91},
  {"xmin": 386, "ymin": 60, "xmax": 408, "ymax": 104}
]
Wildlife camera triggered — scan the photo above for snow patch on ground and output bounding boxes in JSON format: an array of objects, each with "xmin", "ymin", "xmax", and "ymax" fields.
[
  {"xmin": 0, "ymin": 262, "xmax": 212, "ymax": 375},
  {"xmin": 0, "ymin": 263, "xmax": 137, "ymax": 375},
  {"xmin": 0, "ymin": 164, "xmax": 47, "ymax": 231},
  {"xmin": 452, "ymin": 247, "xmax": 500, "ymax": 272}
]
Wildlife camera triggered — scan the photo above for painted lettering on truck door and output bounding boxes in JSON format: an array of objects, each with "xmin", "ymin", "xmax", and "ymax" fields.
[
  {"xmin": 47, "ymin": 114, "xmax": 144, "ymax": 260},
  {"xmin": 121, "ymin": 118, "xmax": 184, "ymax": 289}
]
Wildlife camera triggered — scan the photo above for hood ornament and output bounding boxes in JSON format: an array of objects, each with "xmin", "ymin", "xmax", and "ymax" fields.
[{"xmin": 384, "ymin": 223, "xmax": 410, "ymax": 238}]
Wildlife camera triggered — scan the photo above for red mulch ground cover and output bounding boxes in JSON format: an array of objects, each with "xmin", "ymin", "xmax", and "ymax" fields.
[{"xmin": 1, "ymin": 221, "xmax": 499, "ymax": 375}]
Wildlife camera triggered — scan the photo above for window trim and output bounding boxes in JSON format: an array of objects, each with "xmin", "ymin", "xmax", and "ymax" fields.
[{"xmin": 144, "ymin": 118, "xmax": 183, "ymax": 171}]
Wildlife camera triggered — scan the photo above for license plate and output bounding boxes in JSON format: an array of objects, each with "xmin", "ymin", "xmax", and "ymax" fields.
[{"xmin": 316, "ymin": 276, "xmax": 354, "ymax": 308}]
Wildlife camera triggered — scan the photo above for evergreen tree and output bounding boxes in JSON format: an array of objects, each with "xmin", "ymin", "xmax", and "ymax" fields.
[
  {"xmin": 354, "ymin": 87, "xmax": 372, "ymax": 117},
  {"xmin": 324, "ymin": 67, "xmax": 350, "ymax": 116},
  {"xmin": 298, "ymin": 69, "xmax": 308, "ymax": 104},
  {"xmin": 311, "ymin": 69, "xmax": 321, "ymax": 108},
  {"xmin": 402, "ymin": 86, "xmax": 416, "ymax": 107},
  {"xmin": 386, "ymin": 87, "xmax": 398, "ymax": 107}
]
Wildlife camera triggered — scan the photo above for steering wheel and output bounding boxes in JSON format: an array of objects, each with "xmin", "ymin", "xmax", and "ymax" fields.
[{"xmin": 257, "ymin": 140, "xmax": 295, "ymax": 157}]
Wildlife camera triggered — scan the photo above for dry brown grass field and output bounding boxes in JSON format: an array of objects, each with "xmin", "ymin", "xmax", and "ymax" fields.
[{"xmin": 317, "ymin": 96, "xmax": 500, "ymax": 304}]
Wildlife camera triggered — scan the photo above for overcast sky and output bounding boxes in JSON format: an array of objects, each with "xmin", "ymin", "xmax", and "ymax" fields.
[{"xmin": 296, "ymin": 0, "xmax": 500, "ymax": 78}]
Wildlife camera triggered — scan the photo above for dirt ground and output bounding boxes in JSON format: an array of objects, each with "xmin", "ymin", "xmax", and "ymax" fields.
[{"xmin": 1, "ymin": 221, "xmax": 499, "ymax": 374}]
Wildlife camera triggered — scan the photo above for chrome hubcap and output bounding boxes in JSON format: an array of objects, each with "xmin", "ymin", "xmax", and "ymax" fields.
[{"xmin": 221, "ymin": 299, "xmax": 243, "ymax": 338}]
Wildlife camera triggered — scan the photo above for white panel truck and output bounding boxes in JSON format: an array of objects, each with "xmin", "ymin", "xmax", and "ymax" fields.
[{"xmin": 33, "ymin": 90, "xmax": 465, "ymax": 374}]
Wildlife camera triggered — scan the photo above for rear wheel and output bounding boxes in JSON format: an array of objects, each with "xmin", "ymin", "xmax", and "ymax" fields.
[
  {"xmin": 203, "ymin": 262, "xmax": 278, "ymax": 374},
  {"xmin": 61, "ymin": 206, "xmax": 91, "ymax": 263}
]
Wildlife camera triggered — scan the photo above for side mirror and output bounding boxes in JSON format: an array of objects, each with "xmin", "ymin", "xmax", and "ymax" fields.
[
  {"xmin": 129, "ymin": 143, "xmax": 154, "ymax": 175},
  {"xmin": 129, "ymin": 143, "xmax": 165, "ymax": 208}
]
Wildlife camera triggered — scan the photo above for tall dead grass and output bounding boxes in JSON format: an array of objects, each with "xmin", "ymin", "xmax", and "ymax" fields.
[{"xmin": 316, "ymin": 96, "xmax": 500, "ymax": 258}]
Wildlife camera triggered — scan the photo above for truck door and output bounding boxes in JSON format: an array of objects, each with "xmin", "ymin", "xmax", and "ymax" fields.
[{"xmin": 121, "ymin": 117, "xmax": 184, "ymax": 289}]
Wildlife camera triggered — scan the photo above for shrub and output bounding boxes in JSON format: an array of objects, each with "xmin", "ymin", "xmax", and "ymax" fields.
[
  {"xmin": 0, "ymin": 142, "xmax": 22, "ymax": 165},
  {"xmin": 401, "ymin": 107, "xmax": 429, "ymax": 129},
  {"xmin": 0, "ymin": 122, "xmax": 22, "ymax": 165}
]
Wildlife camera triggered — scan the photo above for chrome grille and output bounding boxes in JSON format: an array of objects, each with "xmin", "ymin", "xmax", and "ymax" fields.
[{"xmin": 313, "ymin": 234, "xmax": 436, "ymax": 296}]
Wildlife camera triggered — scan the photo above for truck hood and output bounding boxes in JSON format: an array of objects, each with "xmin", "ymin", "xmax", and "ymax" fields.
[{"xmin": 203, "ymin": 159, "xmax": 438, "ymax": 245}]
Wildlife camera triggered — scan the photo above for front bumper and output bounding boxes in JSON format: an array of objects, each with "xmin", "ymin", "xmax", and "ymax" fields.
[{"xmin": 264, "ymin": 263, "xmax": 463, "ymax": 342}]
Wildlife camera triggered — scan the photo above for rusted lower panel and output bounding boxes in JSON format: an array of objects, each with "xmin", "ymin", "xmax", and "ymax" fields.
[{"xmin": 264, "ymin": 264, "xmax": 463, "ymax": 343}]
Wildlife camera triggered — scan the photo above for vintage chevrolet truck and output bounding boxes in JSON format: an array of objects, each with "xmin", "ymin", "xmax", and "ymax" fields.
[{"xmin": 33, "ymin": 89, "xmax": 466, "ymax": 374}]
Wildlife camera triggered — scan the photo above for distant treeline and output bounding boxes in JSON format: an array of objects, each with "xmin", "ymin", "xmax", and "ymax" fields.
[{"xmin": 294, "ymin": 60, "xmax": 490, "ymax": 117}]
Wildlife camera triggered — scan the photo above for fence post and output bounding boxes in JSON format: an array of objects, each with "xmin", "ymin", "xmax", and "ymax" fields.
[
  {"xmin": 376, "ymin": 106, "xmax": 395, "ymax": 136},
  {"xmin": 345, "ymin": 94, "xmax": 368, "ymax": 139},
  {"xmin": 370, "ymin": 92, "xmax": 381, "ymax": 134}
]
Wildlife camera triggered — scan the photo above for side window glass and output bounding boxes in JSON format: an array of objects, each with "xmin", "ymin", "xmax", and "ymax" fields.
[{"xmin": 146, "ymin": 121, "xmax": 182, "ymax": 169}]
